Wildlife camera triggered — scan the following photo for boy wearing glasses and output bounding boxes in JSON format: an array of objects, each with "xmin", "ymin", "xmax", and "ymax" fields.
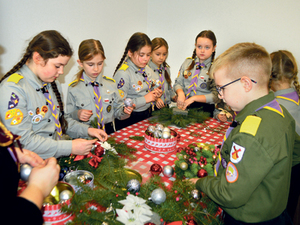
[{"xmin": 190, "ymin": 42, "xmax": 300, "ymax": 224}]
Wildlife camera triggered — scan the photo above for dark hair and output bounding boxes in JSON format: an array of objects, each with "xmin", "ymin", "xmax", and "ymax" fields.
[
  {"xmin": 113, "ymin": 32, "xmax": 152, "ymax": 76},
  {"xmin": 74, "ymin": 39, "xmax": 106, "ymax": 86},
  {"xmin": 151, "ymin": 37, "xmax": 172, "ymax": 86},
  {"xmin": 0, "ymin": 30, "xmax": 73, "ymax": 134},
  {"xmin": 270, "ymin": 50, "xmax": 299, "ymax": 96},
  {"xmin": 187, "ymin": 30, "xmax": 217, "ymax": 73}
]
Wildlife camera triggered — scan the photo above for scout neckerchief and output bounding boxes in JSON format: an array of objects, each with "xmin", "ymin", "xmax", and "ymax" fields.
[
  {"xmin": 137, "ymin": 68, "xmax": 154, "ymax": 110},
  {"xmin": 157, "ymin": 66, "xmax": 166, "ymax": 104},
  {"xmin": 185, "ymin": 62, "xmax": 205, "ymax": 99},
  {"xmin": 214, "ymin": 99, "xmax": 284, "ymax": 176},
  {"xmin": 41, "ymin": 83, "xmax": 62, "ymax": 140},
  {"xmin": 276, "ymin": 91, "xmax": 300, "ymax": 105}
]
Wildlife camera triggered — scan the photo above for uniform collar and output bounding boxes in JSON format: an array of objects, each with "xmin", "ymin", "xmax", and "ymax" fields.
[
  {"xmin": 148, "ymin": 59, "xmax": 162, "ymax": 71},
  {"xmin": 195, "ymin": 56, "xmax": 212, "ymax": 68},
  {"xmin": 19, "ymin": 64, "xmax": 44, "ymax": 89},
  {"xmin": 81, "ymin": 72, "xmax": 103, "ymax": 85},
  {"xmin": 235, "ymin": 92, "xmax": 276, "ymax": 123},
  {"xmin": 126, "ymin": 58, "xmax": 143, "ymax": 73}
]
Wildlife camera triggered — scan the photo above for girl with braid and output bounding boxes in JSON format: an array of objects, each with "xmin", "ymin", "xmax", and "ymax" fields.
[
  {"xmin": 269, "ymin": 50, "xmax": 300, "ymax": 221},
  {"xmin": 173, "ymin": 30, "xmax": 219, "ymax": 116},
  {"xmin": 113, "ymin": 32, "xmax": 162, "ymax": 130},
  {"xmin": 66, "ymin": 39, "xmax": 134, "ymax": 135},
  {"xmin": 0, "ymin": 30, "xmax": 107, "ymax": 159},
  {"xmin": 148, "ymin": 37, "xmax": 176, "ymax": 109}
]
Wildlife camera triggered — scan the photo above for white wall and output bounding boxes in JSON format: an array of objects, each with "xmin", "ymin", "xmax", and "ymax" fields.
[{"xmin": 1, "ymin": 0, "xmax": 300, "ymax": 102}]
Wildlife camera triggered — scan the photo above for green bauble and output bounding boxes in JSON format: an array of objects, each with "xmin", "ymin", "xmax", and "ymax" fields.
[{"xmin": 180, "ymin": 162, "xmax": 188, "ymax": 170}]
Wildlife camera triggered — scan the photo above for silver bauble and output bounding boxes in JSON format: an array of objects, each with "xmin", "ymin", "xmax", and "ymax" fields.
[
  {"xmin": 194, "ymin": 147, "xmax": 200, "ymax": 152},
  {"xmin": 127, "ymin": 179, "xmax": 141, "ymax": 193},
  {"xmin": 20, "ymin": 163, "xmax": 33, "ymax": 181},
  {"xmin": 124, "ymin": 98, "xmax": 133, "ymax": 107},
  {"xmin": 154, "ymin": 129, "xmax": 162, "ymax": 139},
  {"xmin": 163, "ymin": 165, "xmax": 174, "ymax": 177},
  {"xmin": 190, "ymin": 189, "xmax": 201, "ymax": 200},
  {"xmin": 162, "ymin": 127, "xmax": 171, "ymax": 133},
  {"xmin": 180, "ymin": 162, "xmax": 188, "ymax": 170},
  {"xmin": 162, "ymin": 131, "xmax": 171, "ymax": 139},
  {"xmin": 147, "ymin": 125, "xmax": 155, "ymax": 133},
  {"xmin": 150, "ymin": 188, "xmax": 166, "ymax": 204},
  {"xmin": 155, "ymin": 124, "xmax": 164, "ymax": 131},
  {"xmin": 59, "ymin": 190, "xmax": 73, "ymax": 201}
]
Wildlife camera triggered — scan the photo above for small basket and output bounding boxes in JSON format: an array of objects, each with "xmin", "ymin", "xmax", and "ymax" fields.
[{"xmin": 144, "ymin": 129, "xmax": 178, "ymax": 153}]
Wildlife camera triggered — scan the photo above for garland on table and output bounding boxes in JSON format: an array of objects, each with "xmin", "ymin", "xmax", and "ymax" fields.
[
  {"xmin": 58, "ymin": 140, "xmax": 223, "ymax": 225},
  {"xmin": 149, "ymin": 107, "xmax": 209, "ymax": 128}
]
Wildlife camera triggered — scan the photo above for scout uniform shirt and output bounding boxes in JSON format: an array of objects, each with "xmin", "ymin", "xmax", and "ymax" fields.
[
  {"xmin": 148, "ymin": 59, "xmax": 176, "ymax": 105},
  {"xmin": 173, "ymin": 56, "xmax": 218, "ymax": 104},
  {"xmin": 114, "ymin": 58, "xmax": 159, "ymax": 112},
  {"xmin": 0, "ymin": 65, "xmax": 89, "ymax": 159},
  {"xmin": 196, "ymin": 92, "xmax": 300, "ymax": 223},
  {"xmin": 66, "ymin": 72, "xmax": 129, "ymax": 128}
]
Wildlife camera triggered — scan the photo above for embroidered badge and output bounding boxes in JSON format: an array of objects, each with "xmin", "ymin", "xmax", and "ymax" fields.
[
  {"xmin": 118, "ymin": 89, "xmax": 125, "ymax": 98},
  {"xmin": 230, "ymin": 142, "xmax": 246, "ymax": 164},
  {"xmin": 28, "ymin": 110, "xmax": 34, "ymax": 117},
  {"xmin": 132, "ymin": 84, "xmax": 136, "ymax": 88},
  {"xmin": 36, "ymin": 107, "xmax": 40, "ymax": 115},
  {"xmin": 226, "ymin": 162, "xmax": 238, "ymax": 183},
  {"xmin": 135, "ymin": 86, "xmax": 141, "ymax": 92},
  {"xmin": 106, "ymin": 90, "xmax": 110, "ymax": 94},
  {"xmin": 200, "ymin": 82, "xmax": 207, "ymax": 89},
  {"xmin": 200, "ymin": 76, "xmax": 205, "ymax": 80},
  {"xmin": 8, "ymin": 92, "xmax": 19, "ymax": 109},
  {"xmin": 39, "ymin": 112, "xmax": 45, "ymax": 118},
  {"xmin": 5, "ymin": 109, "xmax": 17, "ymax": 120},
  {"xmin": 184, "ymin": 71, "xmax": 188, "ymax": 79},
  {"xmin": 106, "ymin": 105, "xmax": 112, "ymax": 113},
  {"xmin": 41, "ymin": 105, "xmax": 48, "ymax": 113},
  {"xmin": 32, "ymin": 115, "xmax": 43, "ymax": 124},
  {"xmin": 137, "ymin": 80, "xmax": 143, "ymax": 86},
  {"xmin": 10, "ymin": 109, "xmax": 23, "ymax": 125},
  {"xmin": 104, "ymin": 98, "xmax": 109, "ymax": 103},
  {"xmin": 117, "ymin": 78, "xmax": 125, "ymax": 89}
]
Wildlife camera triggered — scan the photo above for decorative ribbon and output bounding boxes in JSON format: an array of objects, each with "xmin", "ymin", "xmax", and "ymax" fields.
[
  {"xmin": 137, "ymin": 68, "xmax": 154, "ymax": 110},
  {"xmin": 74, "ymin": 143, "xmax": 104, "ymax": 168},
  {"xmin": 185, "ymin": 62, "xmax": 205, "ymax": 99},
  {"xmin": 90, "ymin": 81, "xmax": 105, "ymax": 131},
  {"xmin": 42, "ymin": 83, "xmax": 62, "ymax": 140},
  {"xmin": 157, "ymin": 66, "xmax": 166, "ymax": 103}
]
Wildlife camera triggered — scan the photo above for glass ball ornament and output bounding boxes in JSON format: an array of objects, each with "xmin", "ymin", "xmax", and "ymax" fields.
[
  {"xmin": 190, "ymin": 189, "xmax": 201, "ymax": 200},
  {"xmin": 20, "ymin": 163, "xmax": 33, "ymax": 181},
  {"xmin": 59, "ymin": 189, "xmax": 73, "ymax": 201},
  {"xmin": 162, "ymin": 131, "xmax": 171, "ymax": 139},
  {"xmin": 163, "ymin": 165, "xmax": 174, "ymax": 177},
  {"xmin": 124, "ymin": 98, "xmax": 133, "ymax": 107},
  {"xmin": 180, "ymin": 162, "xmax": 188, "ymax": 170},
  {"xmin": 154, "ymin": 129, "xmax": 162, "ymax": 138},
  {"xmin": 149, "ymin": 188, "xmax": 166, "ymax": 204},
  {"xmin": 162, "ymin": 127, "xmax": 171, "ymax": 133},
  {"xmin": 150, "ymin": 163, "xmax": 162, "ymax": 176},
  {"xmin": 147, "ymin": 125, "xmax": 155, "ymax": 133},
  {"xmin": 155, "ymin": 124, "xmax": 164, "ymax": 131},
  {"xmin": 127, "ymin": 179, "xmax": 141, "ymax": 193},
  {"xmin": 197, "ymin": 169, "xmax": 208, "ymax": 178}
]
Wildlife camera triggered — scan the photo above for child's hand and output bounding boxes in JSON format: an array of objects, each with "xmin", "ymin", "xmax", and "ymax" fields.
[
  {"xmin": 182, "ymin": 96, "xmax": 195, "ymax": 110},
  {"xmin": 16, "ymin": 148, "xmax": 44, "ymax": 166},
  {"xmin": 144, "ymin": 91, "xmax": 157, "ymax": 103},
  {"xmin": 78, "ymin": 109, "xmax": 93, "ymax": 121},
  {"xmin": 177, "ymin": 94, "xmax": 186, "ymax": 109},
  {"xmin": 153, "ymin": 88, "xmax": 163, "ymax": 98},
  {"xmin": 87, "ymin": 128, "xmax": 108, "ymax": 142},
  {"xmin": 124, "ymin": 104, "xmax": 135, "ymax": 115},
  {"xmin": 155, "ymin": 98, "xmax": 165, "ymax": 109},
  {"xmin": 217, "ymin": 113, "xmax": 228, "ymax": 122},
  {"xmin": 189, "ymin": 178, "xmax": 200, "ymax": 184}
]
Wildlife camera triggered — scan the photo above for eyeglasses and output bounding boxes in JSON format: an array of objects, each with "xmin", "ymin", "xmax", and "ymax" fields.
[{"xmin": 216, "ymin": 78, "xmax": 257, "ymax": 96}]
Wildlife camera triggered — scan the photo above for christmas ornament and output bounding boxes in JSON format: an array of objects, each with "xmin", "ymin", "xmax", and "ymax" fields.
[
  {"xmin": 162, "ymin": 131, "xmax": 171, "ymax": 139},
  {"xmin": 102, "ymin": 222, "xmax": 109, "ymax": 225},
  {"xmin": 180, "ymin": 162, "xmax": 188, "ymax": 170},
  {"xmin": 126, "ymin": 179, "xmax": 141, "ymax": 193},
  {"xmin": 20, "ymin": 163, "xmax": 32, "ymax": 181},
  {"xmin": 124, "ymin": 98, "xmax": 133, "ymax": 107},
  {"xmin": 190, "ymin": 189, "xmax": 201, "ymax": 200},
  {"xmin": 153, "ymin": 129, "xmax": 162, "ymax": 138},
  {"xmin": 187, "ymin": 219, "xmax": 198, "ymax": 225},
  {"xmin": 162, "ymin": 127, "xmax": 171, "ymax": 133},
  {"xmin": 155, "ymin": 123, "xmax": 164, "ymax": 131},
  {"xmin": 149, "ymin": 188, "xmax": 166, "ymax": 204},
  {"xmin": 163, "ymin": 165, "xmax": 174, "ymax": 177},
  {"xmin": 197, "ymin": 169, "xmax": 208, "ymax": 178},
  {"xmin": 150, "ymin": 163, "xmax": 162, "ymax": 176},
  {"xmin": 147, "ymin": 125, "xmax": 155, "ymax": 133},
  {"xmin": 59, "ymin": 167, "xmax": 69, "ymax": 181},
  {"xmin": 59, "ymin": 189, "xmax": 73, "ymax": 201}
]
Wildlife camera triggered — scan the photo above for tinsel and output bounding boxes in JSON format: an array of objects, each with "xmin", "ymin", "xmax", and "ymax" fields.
[
  {"xmin": 58, "ymin": 140, "xmax": 223, "ymax": 225},
  {"xmin": 149, "ymin": 108, "xmax": 209, "ymax": 128}
]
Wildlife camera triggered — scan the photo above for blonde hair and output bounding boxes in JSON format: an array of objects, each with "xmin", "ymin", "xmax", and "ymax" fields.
[
  {"xmin": 270, "ymin": 50, "xmax": 300, "ymax": 96},
  {"xmin": 211, "ymin": 42, "xmax": 271, "ymax": 86}
]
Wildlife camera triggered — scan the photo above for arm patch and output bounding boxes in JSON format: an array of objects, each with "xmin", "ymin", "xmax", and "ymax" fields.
[
  {"xmin": 119, "ymin": 64, "xmax": 129, "ymax": 71},
  {"xmin": 7, "ymin": 73, "xmax": 23, "ymax": 84},
  {"xmin": 239, "ymin": 115, "xmax": 261, "ymax": 136}
]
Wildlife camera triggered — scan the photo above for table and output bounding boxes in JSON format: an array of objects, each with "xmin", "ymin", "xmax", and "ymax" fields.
[{"xmin": 109, "ymin": 118, "xmax": 230, "ymax": 187}]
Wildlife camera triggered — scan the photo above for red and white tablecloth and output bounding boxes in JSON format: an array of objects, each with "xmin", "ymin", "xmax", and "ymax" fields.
[{"xmin": 109, "ymin": 118, "xmax": 230, "ymax": 187}]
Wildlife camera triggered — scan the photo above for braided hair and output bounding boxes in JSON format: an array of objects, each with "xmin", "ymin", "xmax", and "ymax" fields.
[
  {"xmin": 270, "ymin": 50, "xmax": 300, "ymax": 96},
  {"xmin": 187, "ymin": 30, "xmax": 217, "ymax": 74},
  {"xmin": 73, "ymin": 39, "xmax": 106, "ymax": 86},
  {"xmin": 151, "ymin": 37, "xmax": 172, "ymax": 86},
  {"xmin": 113, "ymin": 32, "xmax": 152, "ymax": 76},
  {"xmin": 0, "ymin": 30, "xmax": 73, "ymax": 134}
]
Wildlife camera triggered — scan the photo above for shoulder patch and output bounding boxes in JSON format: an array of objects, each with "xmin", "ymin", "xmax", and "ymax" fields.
[
  {"xmin": 103, "ymin": 76, "xmax": 115, "ymax": 83},
  {"xmin": 226, "ymin": 162, "xmax": 239, "ymax": 183},
  {"xmin": 240, "ymin": 115, "xmax": 261, "ymax": 136},
  {"xmin": 119, "ymin": 64, "xmax": 129, "ymax": 71},
  {"xmin": 68, "ymin": 80, "xmax": 79, "ymax": 87},
  {"xmin": 186, "ymin": 57, "xmax": 193, "ymax": 59},
  {"xmin": 7, "ymin": 73, "xmax": 23, "ymax": 84}
]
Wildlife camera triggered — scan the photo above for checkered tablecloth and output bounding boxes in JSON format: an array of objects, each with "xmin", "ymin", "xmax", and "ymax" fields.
[{"xmin": 109, "ymin": 118, "xmax": 230, "ymax": 187}]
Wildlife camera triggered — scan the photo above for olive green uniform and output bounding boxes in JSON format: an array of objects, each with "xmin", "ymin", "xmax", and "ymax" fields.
[{"xmin": 196, "ymin": 93, "xmax": 300, "ymax": 223}]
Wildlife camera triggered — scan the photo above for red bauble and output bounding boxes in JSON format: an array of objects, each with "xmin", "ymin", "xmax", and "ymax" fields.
[
  {"xmin": 187, "ymin": 219, "xmax": 198, "ymax": 225},
  {"xmin": 94, "ymin": 143, "xmax": 105, "ymax": 157},
  {"xmin": 150, "ymin": 163, "xmax": 162, "ymax": 176},
  {"xmin": 197, "ymin": 169, "xmax": 208, "ymax": 178}
]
